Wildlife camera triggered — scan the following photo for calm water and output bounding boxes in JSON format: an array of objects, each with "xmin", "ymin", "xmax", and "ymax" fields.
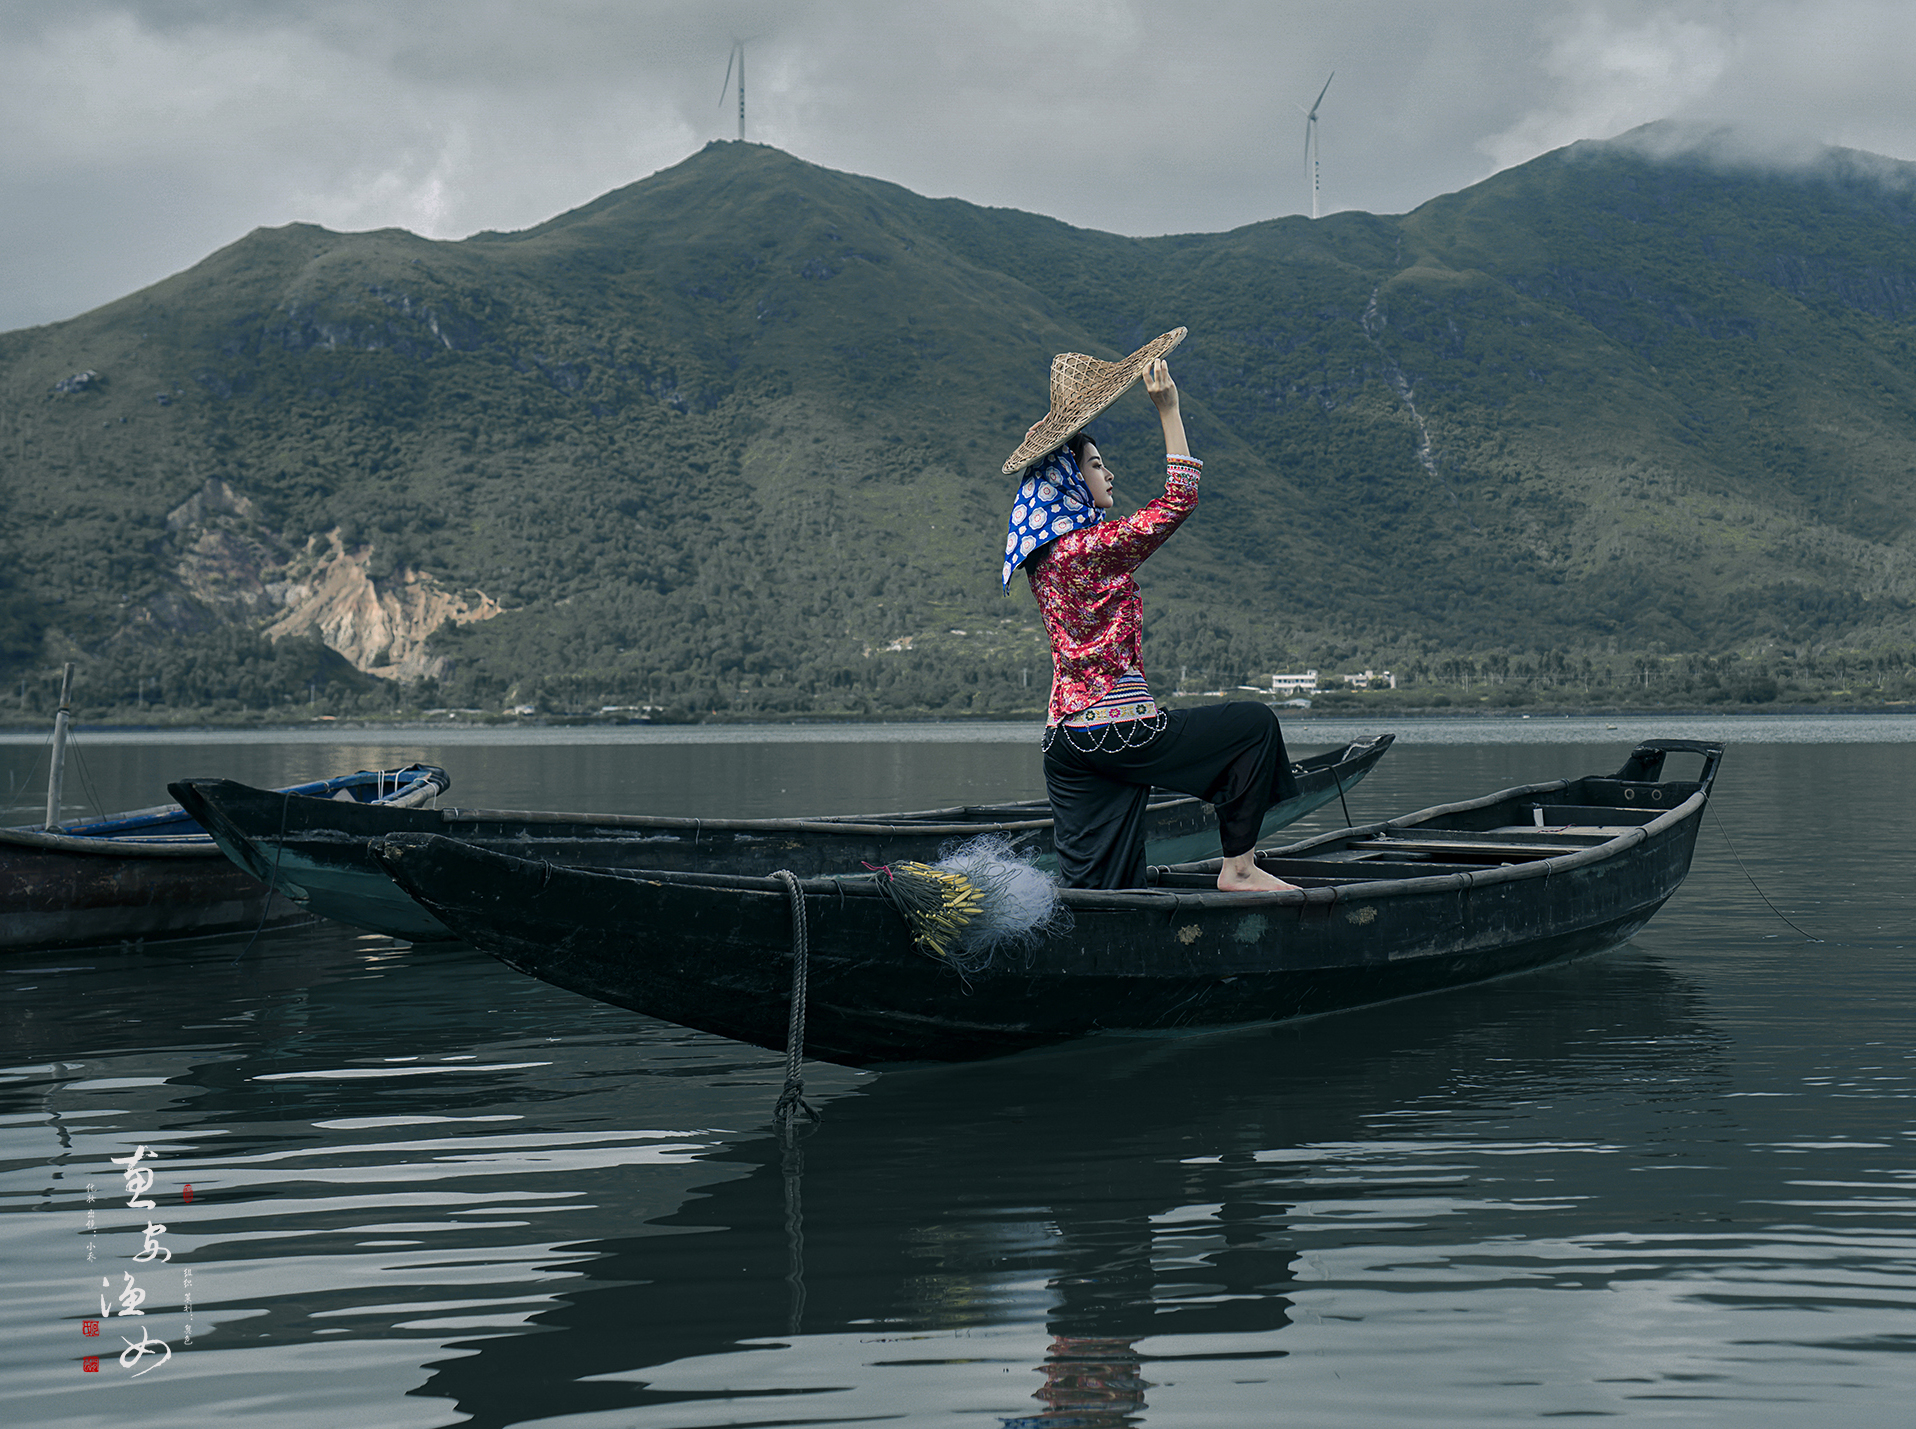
[{"xmin": 3, "ymin": 716, "xmax": 1913, "ymax": 1426}]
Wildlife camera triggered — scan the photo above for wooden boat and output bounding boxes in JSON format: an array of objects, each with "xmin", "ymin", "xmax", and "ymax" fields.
[
  {"xmin": 367, "ymin": 739, "xmax": 1723, "ymax": 1067},
  {"xmin": 1, "ymin": 765, "xmax": 449, "ymax": 954},
  {"xmin": 170, "ymin": 734, "xmax": 1394, "ymax": 942}
]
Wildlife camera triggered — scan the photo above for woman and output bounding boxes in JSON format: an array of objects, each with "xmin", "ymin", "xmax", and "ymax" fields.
[{"xmin": 1002, "ymin": 329, "xmax": 1301, "ymax": 892}]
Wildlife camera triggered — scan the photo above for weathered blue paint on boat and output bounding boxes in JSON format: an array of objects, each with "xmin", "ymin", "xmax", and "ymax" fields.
[{"xmin": 2, "ymin": 765, "xmax": 448, "ymax": 953}]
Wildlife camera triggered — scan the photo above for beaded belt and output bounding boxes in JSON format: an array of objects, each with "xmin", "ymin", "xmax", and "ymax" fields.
[{"xmin": 1060, "ymin": 694, "xmax": 1161, "ymax": 728}]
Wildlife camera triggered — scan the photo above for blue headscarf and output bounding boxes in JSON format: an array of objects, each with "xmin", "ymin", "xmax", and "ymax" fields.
[{"xmin": 1001, "ymin": 446, "xmax": 1105, "ymax": 591}]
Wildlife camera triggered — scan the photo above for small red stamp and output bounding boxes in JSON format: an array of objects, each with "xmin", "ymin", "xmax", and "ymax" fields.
[
  {"xmin": 83, "ymin": 1357, "xmax": 99, "ymax": 1373},
  {"xmin": 182, "ymin": 1184, "xmax": 194, "ymax": 1204},
  {"xmin": 82, "ymin": 1320, "xmax": 100, "ymax": 1337}
]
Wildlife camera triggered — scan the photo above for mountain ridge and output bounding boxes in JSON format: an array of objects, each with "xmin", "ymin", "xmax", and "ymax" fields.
[{"xmin": 3, "ymin": 127, "xmax": 1914, "ymax": 719}]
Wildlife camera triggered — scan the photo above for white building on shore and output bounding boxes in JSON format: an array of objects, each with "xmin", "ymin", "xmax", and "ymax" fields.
[{"xmin": 1340, "ymin": 669, "xmax": 1397, "ymax": 690}]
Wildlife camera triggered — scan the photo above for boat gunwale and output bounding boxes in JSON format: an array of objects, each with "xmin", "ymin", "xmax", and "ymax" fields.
[
  {"xmin": 0, "ymin": 828, "xmax": 230, "ymax": 858},
  {"xmin": 436, "ymin": 808, "xmax": 1066, "ymax": 836},
  {"xmin": 397, "ymin": 765, "xmax": 1711, "ymax": 918},
  {"xmin": 4, "ymin": 766, "xmax": 450, "ymax": 859},
  {"xmin": 419, "ymin": 736, "xmax": 1391, "ymax": 837}
]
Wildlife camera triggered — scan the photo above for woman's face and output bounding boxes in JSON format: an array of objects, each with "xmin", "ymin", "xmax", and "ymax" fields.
[{"xmin": 1078, "ymin": 443, "xmax": 1114, "ymax": 509}]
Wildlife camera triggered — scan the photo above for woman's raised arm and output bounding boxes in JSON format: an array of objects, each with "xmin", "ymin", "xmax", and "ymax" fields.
[{"xmin": 1143, "ymin": 358, "xmax": 1189, "ymax": 458}]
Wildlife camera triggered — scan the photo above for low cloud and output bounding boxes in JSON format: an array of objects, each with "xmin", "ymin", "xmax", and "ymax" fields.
[
  {"xmin": 1484, "ymin": 0, "xmax": 1916, "ymax": 176},
  {"xmin": 1480, "ymin": 8, "xmax": 1730, "ymax": 173}
]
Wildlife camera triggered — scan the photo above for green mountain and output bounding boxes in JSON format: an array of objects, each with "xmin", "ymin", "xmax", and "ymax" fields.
[{"xmin": 3, "ymin": 126, "xmax": 1914, "ymax": 720}]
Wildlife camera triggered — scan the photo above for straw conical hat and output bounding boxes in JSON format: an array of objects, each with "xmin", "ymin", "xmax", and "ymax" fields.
[{"xmin": 1001, "ymin": 327, "xmax": 1188, "ymax": 474}]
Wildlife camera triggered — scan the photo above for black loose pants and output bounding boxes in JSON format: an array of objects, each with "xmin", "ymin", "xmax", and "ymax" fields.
[{"xmin": 1043, "ymin": 701, "xmax": 1301, "ymax": 890}]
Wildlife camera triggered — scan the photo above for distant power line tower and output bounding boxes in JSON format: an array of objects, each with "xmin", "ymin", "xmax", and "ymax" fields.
[
  {"xmin": 1299, "ymin": 72, "xmax": 1333, "ymax": 219},
  {"xmin": 720, "ymin": 40, "xmax": 748, "ymax": 141}
]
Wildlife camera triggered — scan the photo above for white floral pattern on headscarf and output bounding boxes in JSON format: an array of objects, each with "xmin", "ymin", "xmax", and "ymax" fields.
[{"xmin": 1001, "ymin": 446, "xmax": 1105, "ymax": 591}]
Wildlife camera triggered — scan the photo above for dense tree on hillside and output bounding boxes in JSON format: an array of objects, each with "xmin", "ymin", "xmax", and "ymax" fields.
[{"xmin": 1, "ymin": 127, "xmax": 1913, "ymax": 720}]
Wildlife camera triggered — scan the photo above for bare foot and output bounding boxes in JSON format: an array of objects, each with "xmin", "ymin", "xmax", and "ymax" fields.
[{"xmin": 1217, "ymin": 853, "xmax": 1299, "ymax": 893}]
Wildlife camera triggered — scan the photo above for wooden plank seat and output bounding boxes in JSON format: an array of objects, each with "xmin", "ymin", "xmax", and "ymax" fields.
[
  {"xmin": 1480, "ymin": 804, "xmax": 1666, "ymax": 836},
  {"xmin": 1265, "ymin": 857, "xmax": 1491, "ymax": 880},
  {"xmin": 1531, "ymin": 804, "xmax": 1664, "ymax": 826},
  {"xmin": 1141, "ymin": 861, "xmax": 1471, "ymax": 884},
  {"xmin": 1487, "ymin": 824, "xmax": 1651, "ymax": 836},
  {"xmin": 1150, "ymin": 858, "xmax": 1491, "ymax": 888},
  {"xmin": 1339, "ymin": 836, "xmax": 1597, "ymax": 864}
]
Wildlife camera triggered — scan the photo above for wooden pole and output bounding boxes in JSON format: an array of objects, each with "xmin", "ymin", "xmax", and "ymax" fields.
[{"xmin": 45, "ymin": 662, "xmax": 73, "ymax": 830}]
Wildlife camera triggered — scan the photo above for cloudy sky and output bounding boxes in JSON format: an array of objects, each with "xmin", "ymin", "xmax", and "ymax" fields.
[{"xmin": 4, "ymin": 0, "xmax": 1912, "ymax": 333}]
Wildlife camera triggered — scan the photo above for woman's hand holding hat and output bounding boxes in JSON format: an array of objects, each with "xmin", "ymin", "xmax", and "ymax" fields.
[
  {"xmin": 1143, "ymin": 359, "xmax": 1178, "ymax": 413},
  {"xmin": 1143, "ymin": 358, "xmax": 1189, "ymax": 458}
]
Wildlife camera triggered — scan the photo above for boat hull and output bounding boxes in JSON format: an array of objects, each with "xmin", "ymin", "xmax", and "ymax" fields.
[
  {"xmin": 174, "ymin": 735, "xmax": 1393, "ymax": 941},
  {"xmin": 372, "ymin": 742, "xmax": 1718, "ymax": 1066},
  {"xmin": 2, "ymin": 764, "xmax": 448, "ymax": 955},
  {"xmin": 0, "ymin": 836, "xmax": 305, "ymax": 952}
]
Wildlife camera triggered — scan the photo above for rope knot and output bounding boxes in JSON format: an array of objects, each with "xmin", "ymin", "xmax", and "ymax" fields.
[{"xmin": 770, "ymin": 871, "xmax": 821, "ymax": 1126}]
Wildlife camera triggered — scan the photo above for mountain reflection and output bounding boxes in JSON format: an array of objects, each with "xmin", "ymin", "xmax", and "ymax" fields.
[{"xmin": 416, "ymin": 949, "xmax": 1720, "ymax": 1427}]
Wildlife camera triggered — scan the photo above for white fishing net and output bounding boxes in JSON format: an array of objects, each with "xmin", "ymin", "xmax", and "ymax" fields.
[{"xmin": 931, "ymin": 833, "xmax": 1073, "ymax": 967}]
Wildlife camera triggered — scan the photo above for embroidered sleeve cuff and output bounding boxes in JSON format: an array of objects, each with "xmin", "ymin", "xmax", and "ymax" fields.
[{"xmin": 1165, "ymin": 454, "xmax": 1202, "ymax": 488}]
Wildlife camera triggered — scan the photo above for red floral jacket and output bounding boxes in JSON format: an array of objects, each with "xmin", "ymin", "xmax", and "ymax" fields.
[{"xmin": 1025, "ymin": 458, "xmax": 1200, "ymax": 725}]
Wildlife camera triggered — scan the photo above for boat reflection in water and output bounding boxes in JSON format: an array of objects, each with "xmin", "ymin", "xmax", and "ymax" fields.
[{"xmin": 412, "ymin": 948, "xmax": 1720, "ymax": 1428}]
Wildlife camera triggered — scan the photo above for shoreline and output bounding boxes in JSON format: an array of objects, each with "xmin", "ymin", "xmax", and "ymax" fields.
[{"xmin": 3, "ymin": 702, "xmax": 1911, "ymax": 739}]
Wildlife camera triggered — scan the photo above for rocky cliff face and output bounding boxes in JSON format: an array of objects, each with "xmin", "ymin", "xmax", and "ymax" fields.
[
  {"xmin": 157, "ymin": 478, "xmax": 503, "ymax": 680},
  {"xmin": 263, "ymin": 534, "xmax": 504, "ymax": 681},
  {"xmin": 162, "ymin": 479, "xmax": 287, "ymax": 628}
]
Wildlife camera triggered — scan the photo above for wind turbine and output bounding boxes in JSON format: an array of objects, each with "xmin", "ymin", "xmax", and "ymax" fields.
[
  {"xmin": 720, "ymin": 40, "xmax": 749, "ymax": 142},
  {"xmin": 1299, "ymin": 72, "xmax": 1334, "ymax": 220}
]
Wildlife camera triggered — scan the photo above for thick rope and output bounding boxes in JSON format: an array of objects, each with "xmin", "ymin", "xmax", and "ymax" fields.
[{"xmin": 770, "ymin": 870, "xmax": 820, "ymax": 1127}]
